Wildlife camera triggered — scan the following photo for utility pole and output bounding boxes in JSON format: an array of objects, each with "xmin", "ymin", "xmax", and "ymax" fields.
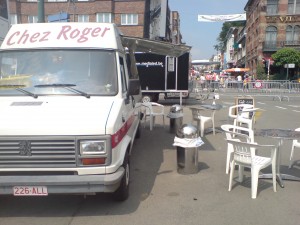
[
  {"xmin": 37, "ymin": 0, "xmax": 45, "ymax": 23},
  {"xmin": 267, "ymin": 59, "xmax": 270, "ymax": 80}
]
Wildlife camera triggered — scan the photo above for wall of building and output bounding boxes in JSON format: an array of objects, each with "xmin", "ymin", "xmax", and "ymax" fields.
[
  {"xmin": 8, "ymin": 0, "xmax": 148, "ymax": 38},
  {"xmin": 245, "ymin": 0, "xmax": 300, "ymax": 78}
]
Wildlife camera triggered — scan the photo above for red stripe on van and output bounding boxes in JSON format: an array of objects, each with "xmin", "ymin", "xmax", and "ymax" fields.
[{"xmin": 111, "ymin": 114, "xmax": 135, "ymax": 148}]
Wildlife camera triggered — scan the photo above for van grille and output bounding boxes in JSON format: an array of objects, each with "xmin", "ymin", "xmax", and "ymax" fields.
[{"xmin": 0, "ymin": 137, "xmax": 76, "ymax": 168}]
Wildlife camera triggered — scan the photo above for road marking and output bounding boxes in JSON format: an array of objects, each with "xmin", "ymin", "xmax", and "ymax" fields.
[
  {"xmin": 222, "ymin": 102, "xmax": 234, "ymax": 105},
  {"xmin": 256, "ymin": 102, "xmax": 265, "ymax": 105},
  {"xmin": 288, "ymin": 105, "xmax": 300, "ymax": 108},
  {"xmin": 293, "ymin": 110, "xmax": 300, "ymax": 113},
  {"xmin": 275, "ymin": 106, "xmax": 287, "ymax": 109}
]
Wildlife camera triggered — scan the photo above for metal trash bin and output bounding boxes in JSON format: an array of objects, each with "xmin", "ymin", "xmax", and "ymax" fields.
[
  {"xmin": 173, "ymin": 124, "xmax": 204, "ymax": 174},
  {"xmin": 167, "ymin": 104, "xmax": 183, "ymax": 133}
]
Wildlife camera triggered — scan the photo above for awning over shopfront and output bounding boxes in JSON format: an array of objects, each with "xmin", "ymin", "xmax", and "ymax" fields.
[{"xmin": 224, "ymin": 68, "xmax": 250, "ymax": 72}]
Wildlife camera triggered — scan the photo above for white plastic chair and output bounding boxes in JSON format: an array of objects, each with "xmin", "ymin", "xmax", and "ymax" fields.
[
  {"xmin": 227, "ymin": 139, "xmax": 277, "ymax": 199},
  {"xmin": 221, "ymin": 124, "xmax": 255, "ymax": 174},
  {"xmin": 142, "ymin": 102, "xmax": 165, "ymax": 131},
  {"xmin": 228, "ymin": 104, "xmax": 256, "ymax": 130},
  {"xmin": 190, "ymin": 107, "xmax": 215, "ymax": 137},
  {"xmin": 289, "ymin": 127, "xmax": 300, "ymax": 168}
]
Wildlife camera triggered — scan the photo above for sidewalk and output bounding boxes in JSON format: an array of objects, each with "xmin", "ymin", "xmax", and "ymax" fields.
[{"xmin": 128, "ymin": 94, "xmax": 300, "ymax": 225}]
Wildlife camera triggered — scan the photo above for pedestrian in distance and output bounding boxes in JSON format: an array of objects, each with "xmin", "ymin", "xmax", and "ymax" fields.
[
  {"xmin": 237, "ymin": 74, "xmax": 242, "ymax": 89},
  {"xmin": 243, "ymin": 75, "xmax": 249, "ymax": 92}
]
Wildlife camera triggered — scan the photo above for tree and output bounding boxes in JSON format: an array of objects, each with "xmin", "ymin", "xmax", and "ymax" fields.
[
  {"xmin": 215, "ymin": 21, "xmax": 245, "ymax": 52},
  {"xmin": 271, "ymin": 48, "xmax": 300, "ymax": 66},
  {"xmin": 256, "ymin": 63, "xmax": 267, "ymax": 80},
  {"xmin": 271, "ymin": 48, "xmax": 300, "ymax": 80}
]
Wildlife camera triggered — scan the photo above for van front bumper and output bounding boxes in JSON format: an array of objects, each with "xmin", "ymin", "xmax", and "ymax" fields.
[{"xmin": 0, "ymin": 167, "xmax": 124, "ymax": 195}]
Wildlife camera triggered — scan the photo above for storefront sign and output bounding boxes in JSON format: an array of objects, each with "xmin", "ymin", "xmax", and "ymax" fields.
[{"xmin": 266, "ymin": 15, "xmax": 300, "ymax": 23}]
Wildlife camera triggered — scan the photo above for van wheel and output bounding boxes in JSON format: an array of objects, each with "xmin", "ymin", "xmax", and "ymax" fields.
[
  {"xmin": 113, "ymin": 153, "xmax": 130, "ymax": 201},
  {"xmin": 142, "ymin": 95, "xmax": 152, "ymax": 103}
]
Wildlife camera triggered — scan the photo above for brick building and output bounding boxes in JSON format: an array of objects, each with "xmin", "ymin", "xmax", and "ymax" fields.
[
  {"xmin": 7, "ymin": 0, "xmax": 179, "ymax": 42},
  {"xmin": 245, "ymin": 0, "xmax": 300, "ymax": 78}
]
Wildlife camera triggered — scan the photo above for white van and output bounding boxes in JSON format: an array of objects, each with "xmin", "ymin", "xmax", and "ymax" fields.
[{"xmin": 0, "ymin": 23, "xmax": 142, "ymax": 201}]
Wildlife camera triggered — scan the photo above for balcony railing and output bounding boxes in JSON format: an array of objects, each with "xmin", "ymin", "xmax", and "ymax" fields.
[{"xmin": 263, "ymin": 41, "xmax": 300, "ymax": 51}]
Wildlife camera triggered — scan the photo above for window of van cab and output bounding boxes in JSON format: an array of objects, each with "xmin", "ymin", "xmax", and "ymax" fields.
[
  {"xmin": 119, "ymin": 57, "xmax": 127, "ymax": 93},
  {"xmin": 0, "ymin": 49, "xmax": 118, "ymax": 96}
]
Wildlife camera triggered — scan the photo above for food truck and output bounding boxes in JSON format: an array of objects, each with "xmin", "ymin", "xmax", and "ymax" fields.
[{"xmin": 0, "ymin": 22, "xmax": 190, "ymax": 201}]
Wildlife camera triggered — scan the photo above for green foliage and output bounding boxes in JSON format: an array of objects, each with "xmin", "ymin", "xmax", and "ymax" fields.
[
  {"xmin": 216, "ymin": 21, "xmax": 246, "ymax": 52},
  {"xmin": 256, "ymin": 63, "xmax": 267, "ymax": 80},
  {"xmin": 271, "ymin": 48, "xmax": 300, "ymax": 67},
  {"xmin": 272, "ymin": 73, "xmax": 286, "ymax": 80}
]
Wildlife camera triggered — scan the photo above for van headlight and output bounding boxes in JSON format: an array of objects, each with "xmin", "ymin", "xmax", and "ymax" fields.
[{"xmin": 79, "ymin": 140, "xmax": 106, "ymax": 155}]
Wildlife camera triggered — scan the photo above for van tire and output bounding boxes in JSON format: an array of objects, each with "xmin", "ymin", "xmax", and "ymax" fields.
[{"xmin": 113, "ymin": 153, "xmax": 130, "ymax": 201}]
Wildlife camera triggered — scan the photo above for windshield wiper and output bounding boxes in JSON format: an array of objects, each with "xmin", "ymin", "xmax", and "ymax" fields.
[
  {"xmin": 0, "ymin": 85, "xmax": 38, "ymax": 98},
  {"xmin": 34, "ymin": 84, "xmax": 90, "ymax": 98}
]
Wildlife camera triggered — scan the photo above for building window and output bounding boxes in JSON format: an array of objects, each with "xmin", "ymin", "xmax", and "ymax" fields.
[
  {"xmin": 265, "ymin": 26, "xmax": 277, "ymax": 47},
  {"xmin": 267, "ymin": 0, "xmax": 279, "ymax": 15},
  {"xmin": 78, "ymin": 15, "xmax": 89, "ymax": 22},
  {"xmin": 10, "ymin": 14, "xmax": 18, "ymax": 24},
  {"xmin": 286, "ymin": 25, "xmax": 300, "ymax": 44},
  {"xmin": 27, "ymin": 0, "xmax": 37, "ymax": 1},
  {"xmin": 294, "ymin": 25, "xmax": 300, "ymax": 42},
  {"xmin": 28, "ymin": 15, "xmax": 38, "ymax": 23},
  {"xmin": 286, "ymin": 25, "xmax": 293, "ymax": 44},
  {"xmin": 96, "ymin": 13, "xmax": 112, "ymax": 23},
  {"xmin": 288, "ymin": 0, "xmax": 300, "ymax": 14},
  {"xmin": 121, "ymin": 14, "xmax": 138, "ymax": 25}
]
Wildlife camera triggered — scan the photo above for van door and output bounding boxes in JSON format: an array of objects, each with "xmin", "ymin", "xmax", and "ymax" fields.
[
  {"xmin": 119, "ymin": 56, "xmax": 136, "ymax": 137},
  {"xmin": 165, "ymin": 56, "xmax": 178, "ymax": 91}
]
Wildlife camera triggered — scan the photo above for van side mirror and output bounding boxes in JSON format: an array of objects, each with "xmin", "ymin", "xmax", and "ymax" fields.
[{"xmin": 128, "ymin": 79, "xmax": 140, "ymax": 96}]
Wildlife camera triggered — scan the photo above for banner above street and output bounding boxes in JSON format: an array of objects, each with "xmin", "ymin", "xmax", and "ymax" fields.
[{"xmin": 198, "ymin": 14, "xmax": 246, "ymax": 22}]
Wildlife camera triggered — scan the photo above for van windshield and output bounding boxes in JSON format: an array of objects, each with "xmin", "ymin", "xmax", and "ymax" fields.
[{"xmin": 0, "ymin": 49, "xmax": 118, "ymax": 96}]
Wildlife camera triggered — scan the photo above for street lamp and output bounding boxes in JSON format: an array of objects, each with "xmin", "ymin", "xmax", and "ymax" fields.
[{"xmin": 37, "ymin": 0, "xmax": 45, "ymax": 23}]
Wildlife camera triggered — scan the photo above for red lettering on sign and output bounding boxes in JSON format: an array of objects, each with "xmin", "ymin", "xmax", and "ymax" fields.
[
  {"xmin": 40, "ymin": 31, "xmax": 50, "ymax": 42},
  {"xmin": 30, "ymin": 32, "xmax": 40, "ymax": 43},
  {"xmin": 6, "ymin": 31, "xmax": 19, "ymax": 45},
  {"xmin": 6, "ymin": 30, "xmax": 51, "ymax": 45},
  {"xmin": 18, "ymin": 29, "xmax": 30, "ymax": 44},
  {"xmin": 70, "ymin": 29, "xmax": 80, "ymax": 39},
  {"xmin": 56, "ymin": 25, "xmax": 111, "ymax": 43},
  {"xmin": 57, "ymin": 25, "xmax": 72, "ymax": 40},
  {"xmin": 78, "ymin": 27, "xmax": 92, "ymax": 43},
  {"xmin": 101, "ymin": 27, "xmax": 110, "ymax": 37},
  {"xmin": 91, "ymin": 27, "xmax": 101, "ymax": 37},
  {"xmin": 5, "ymin": 25, "xmax": 112, "ymax": 46}
]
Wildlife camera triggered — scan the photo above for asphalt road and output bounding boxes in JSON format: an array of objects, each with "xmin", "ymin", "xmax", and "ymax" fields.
[{"xmin": 0, "ymin": 93, "xmax": 300, "ymax": 225}]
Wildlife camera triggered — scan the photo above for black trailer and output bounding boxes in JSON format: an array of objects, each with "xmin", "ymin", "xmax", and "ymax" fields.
[{"xmin": 135, "ymin": 52, "xmax": 190, "ymax": 102}]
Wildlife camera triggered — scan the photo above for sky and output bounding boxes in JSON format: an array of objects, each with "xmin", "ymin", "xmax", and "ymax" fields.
[{"xmin": 169, "ymin": 0, "xmax": 248, "ymax": 60}]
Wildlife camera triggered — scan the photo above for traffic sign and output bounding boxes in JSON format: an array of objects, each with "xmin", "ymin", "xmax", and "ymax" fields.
[{"xmin": 284, "ymin": 64, "xmax": 295, "ymax": 68}]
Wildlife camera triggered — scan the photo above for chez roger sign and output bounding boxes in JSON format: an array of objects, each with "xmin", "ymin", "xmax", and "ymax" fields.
[{"xmin": 1, "ymin": 23, "xmax": 117, "ymax": 50}]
